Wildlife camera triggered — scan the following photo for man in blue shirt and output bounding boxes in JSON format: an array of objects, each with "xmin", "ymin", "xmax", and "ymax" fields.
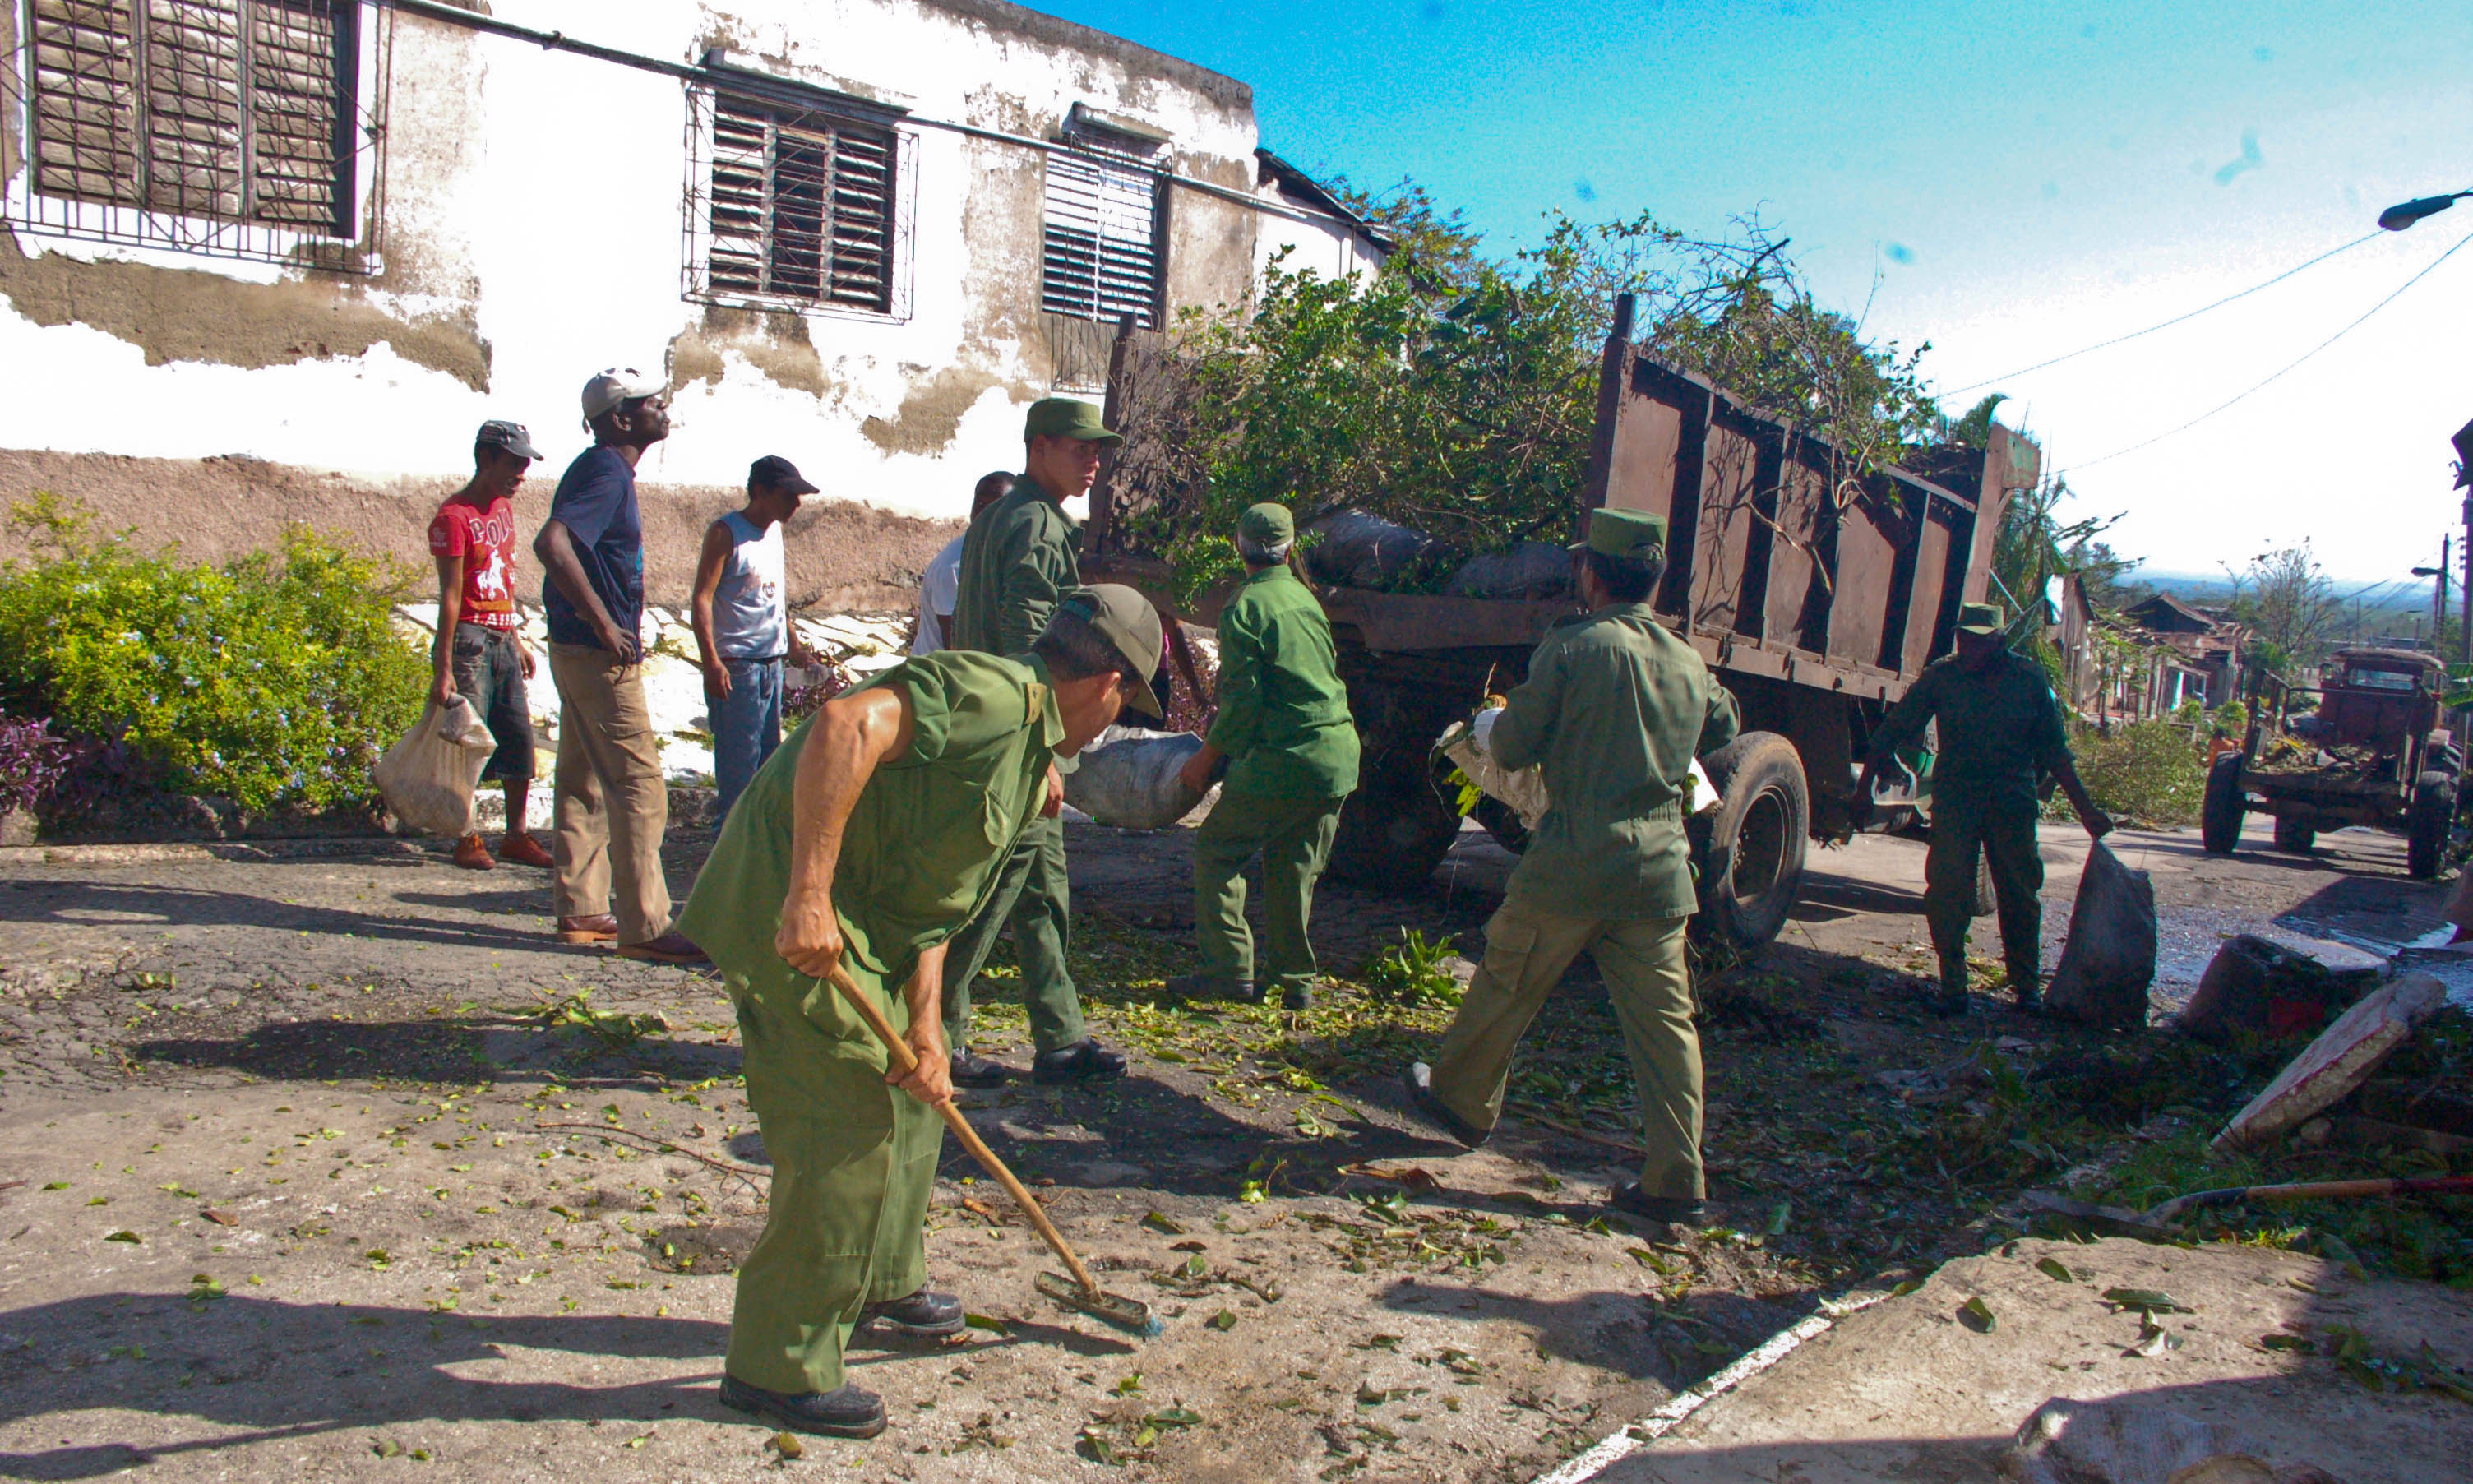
[{"xmin": 533, "ymin": 368, "xmax": 702, "ymax": 964}]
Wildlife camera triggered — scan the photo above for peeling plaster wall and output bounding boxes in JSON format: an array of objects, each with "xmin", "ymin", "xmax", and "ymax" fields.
[{"xmin": 0, "ymin": 0, "xmax": 1369, "ymax": 594}]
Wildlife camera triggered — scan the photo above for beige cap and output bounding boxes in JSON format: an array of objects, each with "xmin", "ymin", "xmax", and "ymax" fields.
[{"xmin": 581, "ymin": 367, "xmax": 665, "ymax": 422}]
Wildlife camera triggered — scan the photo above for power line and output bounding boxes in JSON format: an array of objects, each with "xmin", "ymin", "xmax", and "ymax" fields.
[
  {"xmin": 1940, "ymin": 232, "xmax": 2381, "ymax": 397},
  {"xmin": 2065, "ymin": 225, "xmax": 2473, "ymax": 474}
]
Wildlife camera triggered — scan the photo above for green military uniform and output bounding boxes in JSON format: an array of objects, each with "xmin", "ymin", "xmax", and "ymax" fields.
[
  {"xmin": 1869, "ymin": 603, "xmax": 2071, "ymax": 1000},
  {"xmin": 1193, "ymin": 506, "xmax": 1361, "ymax": 996},
  {"xmin": 940, "ymin": 465, "xmax": 1089, "ymax": 1055},
  {"xmin": 676, "ymin": 650, "xmax": 1064, "ymax": 1397},
  {"xmin": 1428, "ymin": 510, "xmax": 1740, "ymax": 1201}
]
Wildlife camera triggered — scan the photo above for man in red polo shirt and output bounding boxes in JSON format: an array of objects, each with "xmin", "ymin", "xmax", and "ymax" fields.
[{"xmin": 429, "ymin": 418, "xmax": 555, "ymax": 871}]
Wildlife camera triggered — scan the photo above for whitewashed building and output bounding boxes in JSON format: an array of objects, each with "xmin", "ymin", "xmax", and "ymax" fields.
[{"xmin": 0, "ymin": 0, "xmax": 1387, "ymax": 604}]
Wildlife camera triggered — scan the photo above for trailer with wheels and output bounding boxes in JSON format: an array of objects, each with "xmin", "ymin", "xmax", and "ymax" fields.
[
  {"xmin": 1080, "ymin": 294, "xmax": 2039, "ymax": 950},
  {"xmin": 2202, "ymin": 648, "xmax": 2461, "ymax": 878}
]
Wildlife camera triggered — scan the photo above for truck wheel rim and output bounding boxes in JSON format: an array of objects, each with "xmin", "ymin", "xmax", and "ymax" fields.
[{"xmin": 1733, "ymin": 788, "xmax": 1791, "ymax": 903}]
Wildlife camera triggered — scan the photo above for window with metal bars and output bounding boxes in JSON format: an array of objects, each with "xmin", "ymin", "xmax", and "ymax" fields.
[
  {"xmin": 25, "ymin": 0, "xmax": 358, "ymax": 239},
  {"xmin": 1041, "ymin": 147, "xmax": 1162, "ymax": 328},
  {"xmin": 699, "ymin": 91, "xmax": 897, "ymax": 313}
]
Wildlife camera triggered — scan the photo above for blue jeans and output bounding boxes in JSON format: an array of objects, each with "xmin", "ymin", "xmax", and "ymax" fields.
[{"xmin": 711, "ymin": 657, "xmax": 784, "ymax": 820}]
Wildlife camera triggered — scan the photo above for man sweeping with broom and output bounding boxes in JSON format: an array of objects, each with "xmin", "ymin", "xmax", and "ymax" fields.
[{"xmin": 677, "ymin": 585, "xmax": 1164, "ymax": 1439}]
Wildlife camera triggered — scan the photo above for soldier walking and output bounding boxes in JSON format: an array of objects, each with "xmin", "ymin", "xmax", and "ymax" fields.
[
  {"xmin": 1854, "ymin": 600, "xmax": 2112, "ymax": 1015},
  {"xmin": 1403, "ymin": 509, "xmax": 1739, "ymax": 1225},
  {"xmin": 1167, "ymin": 502, "xmax": 1360, "ymax": 1010},
  {"xmin": 938, "ymin": 398, "xmax": 1130, "ymax": 1087}
]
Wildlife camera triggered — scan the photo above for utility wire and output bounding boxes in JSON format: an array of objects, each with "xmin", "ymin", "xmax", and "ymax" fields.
[
  {"xmin": 2066, "ymin": 225, "xmax": 2473, "ymax": 474},
  {"xmin": 1941, "ymin": 232, "xmax": 2382, "ymax": 396}
]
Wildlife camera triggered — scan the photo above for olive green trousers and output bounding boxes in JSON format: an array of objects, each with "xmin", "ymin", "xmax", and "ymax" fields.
[
  {"xmin": 1192, "ymin": 788, "xmax": 1345, "ymax": 993},
  {"xmin": 1429, "ymin": 899, "xmax": 1703, "ymax": 1200},
  {"xmin": 940, "ymin": 811, "xmax": 1089, "ymax": 1055},
  {"xmin": 726, "ymin": 960, "xmax": 941, "ymax": 1396},
  {"xmin": 1923, "ymin": 793, "xmax": 2044, "ymax": 992}
]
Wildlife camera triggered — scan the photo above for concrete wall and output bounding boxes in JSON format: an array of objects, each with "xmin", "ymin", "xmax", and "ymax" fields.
[{"xmin": 0, "ymin": 0, "xmax": 1375, "ymax": 602}]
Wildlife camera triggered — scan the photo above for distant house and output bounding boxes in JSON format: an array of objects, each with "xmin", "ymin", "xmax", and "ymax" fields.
[{"xmin": 2121, "ymin": 593, "xmax": 2247, "ymax": 705}]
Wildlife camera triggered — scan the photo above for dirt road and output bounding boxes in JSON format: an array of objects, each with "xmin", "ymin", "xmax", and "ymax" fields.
[{"xmin": 0, "ymin": 815, "xmax": 2449, "ymax": 1482}]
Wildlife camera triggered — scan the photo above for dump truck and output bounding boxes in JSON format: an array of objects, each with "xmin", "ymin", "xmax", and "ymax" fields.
[
  {"xmin": 1082, "ymin": 294, "xmax": 2040, "ymax": 949},
  {"xmin": 2202, "ymin": 647, "xmax": 2461, "ymax": 877}
]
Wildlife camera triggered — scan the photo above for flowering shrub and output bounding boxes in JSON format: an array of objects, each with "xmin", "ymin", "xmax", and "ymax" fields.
[
  {"xmin": 0, "ymin": 714, "xmax": 73, "ymax": 816},
  {"xmin": 0, "ymin": 497, "xmax": 426, "ymax": 813}
]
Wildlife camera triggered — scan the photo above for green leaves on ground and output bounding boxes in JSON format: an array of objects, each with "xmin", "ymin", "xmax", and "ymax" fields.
[{"xmin": 1958, "ymin": 1296, "xmax": 1996, "ymax": 1333}]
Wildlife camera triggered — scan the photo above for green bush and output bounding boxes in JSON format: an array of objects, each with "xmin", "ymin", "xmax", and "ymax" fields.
[
  {"xmin": 2063, "ymin": 719, "xmax": 2207, "ymax": 826},
  {"xmin": 0, "ymin": 497, "xmax": 424, "ymax": 813}
]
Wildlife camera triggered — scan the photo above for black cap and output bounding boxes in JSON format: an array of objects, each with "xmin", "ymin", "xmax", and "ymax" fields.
[
  {"xmin": 475, "ymin": 419, "xmax": 543, "ymax": 460},
  {"xmin": 751, "ymin": 455, "xmax": 818, "ymax": 495}
]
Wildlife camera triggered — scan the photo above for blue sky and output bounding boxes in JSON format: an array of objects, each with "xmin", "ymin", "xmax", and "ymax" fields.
[{"xmin": 1043, "ymin": 0, "xmax": 2473, "ymax": 585}]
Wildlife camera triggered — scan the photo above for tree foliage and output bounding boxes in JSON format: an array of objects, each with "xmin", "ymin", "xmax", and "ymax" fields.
[
  {"xmin": 2222, "ymin": 543, "xmax": 2343, "ymax": 675},
  {"xmin": 1110, "ymin": 201, "xmax": 1949, "ymax": 601}
]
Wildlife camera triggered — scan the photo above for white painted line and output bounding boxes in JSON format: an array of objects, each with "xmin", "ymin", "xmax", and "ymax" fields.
[{"xmin": 1528, "ymin": 1292, "xmax": 1889, "ymax": 1484}]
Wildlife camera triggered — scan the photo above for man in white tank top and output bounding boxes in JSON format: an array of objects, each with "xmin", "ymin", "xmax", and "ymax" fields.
[
  {"xmin": 909, "ymin": 471, "xmax": 1015, "ymax": 655},
  {"xmin": 692, "ymin": 455, "xmax": 820, "ymax": 818}
]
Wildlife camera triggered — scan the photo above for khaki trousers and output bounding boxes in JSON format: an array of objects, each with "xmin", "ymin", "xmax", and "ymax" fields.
[
  {"xmin": 548, "ymin": 643, "xmax": 671, "ymax": 945},
  {"xmin": 939, "ymin": 812, "xmax": 1087, "ymax": 1056},
  {"xmin": 1430, "ymin": 899, "xmax": 1703, "ymax": 1200},
  {"xmin": 1923, "ymin": 794, "xmax": 2043, "ymax": 992}
]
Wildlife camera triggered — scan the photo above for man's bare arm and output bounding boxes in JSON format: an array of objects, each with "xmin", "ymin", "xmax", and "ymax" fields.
[
  {"xmin": 533, "ymin": 520, "xmax": 638, "ymax": 663},
  {"xmin": 430, "ymin": 553, "xmax": 465, "ymax": 710},
  {"xmin": 688, "ymin": 521, "xmax": 733, "ymax": 699},
  {"xmin": 889, "ymin": 945, "xmax": 954, "ymax": 1105},
  {"xmin": 2051, "ymin": 757, "xmax": 2113, "ymax": 839},
  {"xmin": 773, "ymin": 686, "xmax": 917, "ymax": 979}
]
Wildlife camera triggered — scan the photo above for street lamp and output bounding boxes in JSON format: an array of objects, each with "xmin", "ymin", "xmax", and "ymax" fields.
[{"xmin": 2378, "ymin": 189, "xmax": 2472, "ymax": 231}]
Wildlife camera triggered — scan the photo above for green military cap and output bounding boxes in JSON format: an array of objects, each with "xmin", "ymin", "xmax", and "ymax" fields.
[
  {"xmin": 1571, "ymin": 506, "xmax": 1668, "ymax": 560},
  {"xmin": 1237, "ymin": 502, "xmax": 1294, "ymax": 548},
  {"xmin": 1054, "ymin": 584, "xmax": 1164, "ymax": 719},
  {"xmin": 1956, "ymin": 600, "xmax": 2006, "ymax": 636},
  {"xmin": 1024, "ymin": 396, "xmax": 1122, "ymax": 446}
]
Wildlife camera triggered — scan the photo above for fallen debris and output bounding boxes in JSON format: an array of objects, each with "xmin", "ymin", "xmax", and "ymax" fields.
[
  {"xmin": 2213, "ymin": 973, "xmax": 2449, "ymax": 1151},
  {"xmin": 2178, "ymin": 933, "xmax": 2386, "ymax": 1045}
]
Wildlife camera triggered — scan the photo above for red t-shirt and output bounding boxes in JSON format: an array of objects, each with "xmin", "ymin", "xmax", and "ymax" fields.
[{"xmin": 427, "ymin": 495, "xmax": 520, "ymax": 631}]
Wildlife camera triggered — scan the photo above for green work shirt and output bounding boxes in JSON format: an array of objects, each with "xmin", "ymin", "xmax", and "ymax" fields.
[
  {"xmin": 1492, "ymin": 602, "xmax": 1740, "ymax": 921},
  {"xmin": 950, "ymin": 474, "xmax": 1080, "ymax": 658},
  {"xmin": 676, "ymin": 650, "xmax": 1065, "ymax": 1042},
  {"xmin": 1206, "ymin": 565, "xmax": 1361, "ymax": 801},
  {"xmin": 1870, "ymin": 649, "xmax": 2071, "ymax": 811}
]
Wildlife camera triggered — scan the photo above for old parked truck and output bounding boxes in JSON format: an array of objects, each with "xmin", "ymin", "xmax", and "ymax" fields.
[
  {"xmin": 2202, "ymin": 648, "xmax": 2461, "ymax": 878},
  {"xmin": 1083, "ymin": 294, "xmax": 2041, "ymax": 950}
]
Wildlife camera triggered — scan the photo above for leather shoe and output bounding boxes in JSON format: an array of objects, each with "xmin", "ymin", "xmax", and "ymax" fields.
[
  {"xmin": 556, "ymin": 913, "xmax": 618, "ymax": 944},
  {"xmin": 1165, "ymin": 973, "xmax": 1255, "ymax": 1004},
  {"xmin": 718, "ymin": 1374, "xmax": 885, "ymax": 1438},
  {"xmin": 452, "ymin": 834, "xmax": 494, "ymax": 871},
  {"xmin": 1610, "ymin": 1183, "xmax": 1708, "ymax": 1227},
  {"xmin": 497, "ymin": 831, "xmax": 554, "ymax": 869},
  {"xmin": 1279, "ymin": 980, "xmax": 1315, "ymax": 1011},
  {"xmin": 860, "ymin": 1288, "xmax": 964, "ymax": 1338},
  {"xmin": 950, "ymin": 1049, "xmax": 1010, "ymax": 1088},
  {"xmin": 617, "ymin": 931, "xmax": 709, "ymax": 965},
  {"xmin": 1031, "ymin": 1038, "xmax": 1126, "ymax": 1084},
  {"xmin": 1402, "ymin": 1062, "xmax": 1490, "ymax": 1149}
]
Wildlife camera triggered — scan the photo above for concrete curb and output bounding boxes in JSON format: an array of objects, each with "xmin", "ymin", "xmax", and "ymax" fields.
[
  {"xmin": 0, "ymin": 836, "xmax": 438, "ymax": 867},
  {"xmin": 1528, "ymin": 1291, "xmax": 1892, "ymax": 1484}
]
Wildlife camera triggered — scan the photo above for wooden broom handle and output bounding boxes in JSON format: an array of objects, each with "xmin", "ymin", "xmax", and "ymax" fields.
[{"xmin": 819, "ymin": 960, "xmax": 1100, "ymax": 1294}]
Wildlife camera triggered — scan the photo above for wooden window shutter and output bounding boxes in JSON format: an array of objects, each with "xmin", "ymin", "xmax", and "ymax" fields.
[
  {"xmin": 25, "ymin": 0, "xmax": 354, "ymax": 235},
  {"xmin": 706, "ymin": 93, "xmax": 896, "ymax": 312},
  {"xmin": 1041, "ymin": 150, "xmax": 1160, "ymax": 328}
]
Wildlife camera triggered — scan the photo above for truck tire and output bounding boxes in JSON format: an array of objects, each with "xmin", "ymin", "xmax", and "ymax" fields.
[
  {"xmin": 2408, "ymin": 771, "xmax": 2456, "ymax": 881},
  {"xmin": 1329, "ymin": 753, "xmax": 1462, "ymax": 890},
  {"xmin": 2272, "ymin": 815, "xmax": 2316, "ymax": 854},
  {"xmin": 1689, "ymin": 732, "xmax": 1810, "ymax": 951},
  {"xmin": 2201, "ymin": 754, "xmax": 2245, "ymax": 855}
]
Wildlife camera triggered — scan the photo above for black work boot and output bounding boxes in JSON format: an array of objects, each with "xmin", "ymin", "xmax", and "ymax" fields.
[
  {"xmin": 1929, "ymin": 957, "xmax": 1971, "ymax": 1018},
  {"xmin": 1165, "ymin": 972, "xmax": 1257, "ymax": 1005},
  {"xmin": 1401, "ymin": 1062, "xmax": 1491, "ymax": 1149},
  {"xmin": 719, "ymin": 1375, "xmax": 886, "ymax": 1437},
  {"xmin": 2008, "ymin": 963, "xmax": 2044, "ymax": 1014},
  {"xmin": 1610, "ymin": 1182, "xmax": 1708, "ymax": 1227},
  {"xmin": 1278, "ymin": 978, "xmax": 1315, "ymax": 1011},
  {"xmin": 949, "ymin": 1049, "xmax": 1010, "ymax": 1088},
  {"xmin": 860, "ymin": 1288, "xmax": 965, "ymax": 1338},
  {"xmin": 1032, "ymin": 1038, "xmax": 1127, "ymax": 1084}
]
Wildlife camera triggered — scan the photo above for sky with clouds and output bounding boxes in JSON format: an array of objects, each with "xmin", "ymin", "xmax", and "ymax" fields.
[{"xmin": 1041, "ymin": 0, "xmax": 2473, "ymax": 585}]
